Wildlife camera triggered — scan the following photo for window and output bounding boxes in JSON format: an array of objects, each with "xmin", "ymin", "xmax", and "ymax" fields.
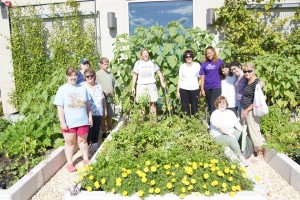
[{"xmin": 128, "ymin": 0, "xmax": 193, "ymax": 35}]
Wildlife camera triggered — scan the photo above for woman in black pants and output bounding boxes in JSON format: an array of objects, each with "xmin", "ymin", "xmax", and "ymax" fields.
[
  {"xmin": 177, "ymin": 50, "xmax": 201, "ymax": 116},
  {"xmin": 200, "ymin": 46, "xmax": 224, "ymax": 117}
]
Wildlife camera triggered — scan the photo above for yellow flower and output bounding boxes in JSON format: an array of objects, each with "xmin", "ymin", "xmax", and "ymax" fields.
[
  {"xmin": 145, "ymin": 160, "xmax": 151, "ymax": 166},
  {"xmin": 83, "ymin": 172, "xmax": 87, "ymax": 177},
  {"xmin": 127, "ymin": 169, "xmax": 132, "ymax": 174},
  {"xmin": 151, "ymin": 166, "xmax": 157, "ymax": 172},
  {"xmin": 229, "ymin": 191, "xmax": 235, "ymax": 197},
  {"xmin": 175, "ymin": 163, "xmax": 179, "ymax": 168},
  {"xmin": 122, "ymin": 172, "xmax": 128, "ymax": 177},
  {"xmin": 242, "ymin": 173, "xmax": 247, "ymax": 178},
  {"xmin": 89, "ymin": 166, "xmax": 93, "ymax": 170},
  {"xmin": 94, "ymin": 181, "xmax": 100, "ymax": 189},
  {"xmin": 204, "ymin": 173, "xmax": 209, "ymax": 179},
  {"xmin": 240, "ymin": 167, "xmax": 246, "ymax": 172},
  {"xmin": 167, "ymin": 183, "xmax": 173, "ymax": 189},
  {"xmin": 211, "ymin": 166, "xmax": 216, "ymax": 172},
  {"xmin": 255, "ymin": 175, "xmax": 261, "ymax": 181},
  {"xmin": 164, "ymin": 164, "xmax": 171, "ymax": 169},
  {"xmin": 116, "ymin": 182, "xmax": 121, "ymax": 187},
  {"xmin": 224, "ymin": 167, "xmax": 230, "ymax": 174},
  {"xmin": 141, "ymin": 177, "xmax": 147, "ymax": 183},
  {"xmin": 89, "ymin": 175, "xmax": 94, "ymax": 180},
  {"xmin": 222, "ymin": 187, "xmax": 227, "ymax": 192},
  {"xmin": 191, "ymin": 179, "xmax": 196, "ymax": 184},
  {"xmin": 236, "ymin": 185, "xmax": 241, "ymax": 191},
  {"xmin": 144, "ymin": 167, "xmax": 149, "ymax": 172},
  {"xmin": 179, "ymin": 194, "xmax": 185, "ymax": 199},
  {"xmin": 230, "ymin": 170, "xmax": 234, "ymax": 174},
  {"xmin": 87, "ymin": 186, "xmax": 92, "ymax": 192},
  {"xmin": 166, "ymin": 171, "xmax": 171, "ymax": 175},
  {"xmin": 184, "ymin": 166, "xmax": 193, "ymax": 175},
  {"xmin": 75, "ymin": 178, "xmax": 80, "ymax": 183},
  {"xmin": 149, "ymin": 188, "xmax": 154, "ymax": 193},
  {"xmin": 80, "ymin": 175, "xmax": 84, "ymax": 180},
  {"xmin": 77, "ymin": 169, "xmax": 81, "ymax": 174},
  {"xmin": 222, "ymin": 183, "xmax": 227, "ymax": 188},
  {"xmin": 231, "ymin": 164, "xmax": 236, "ymax": 169},
  {"xmin": 116, "ymin": 177, "xmax": 122, "ymax": 183},
  {"xmin": 192, "ymin": 162, "xmax": 198, "ymax": 170},
  {"xmin": 171, "ymin": 178, "xmax": 176, "ymax": 183},
  {"xmin": 228, "ymin": 177, "xmax": 233, "ymax": 181},
  {"xmin": 111, "ymin": 188, "xmax": 115, "ymax": 193},
  {"xmin": 181, "ymin": 187, "xmax": 186, "ymax": 193},
  {"xmin": 150, "ymin": 180, "xmax": 156, "ymax": 185},
  {"xmin": 122, "ymin": 191, "xmax": 128, "ymax": 196},
  {"xmin": 217, "ymin": 171, "xmax": 224, "ymax": 177},
  {"xmin": 202, "ymin": 184, "xmax": 207, "ymax": 189},
  {"xmin": 211, "ymin": 180, "xmax": 218, "ymax": 186},
  {"xmin": 205, "ymin": 191, "xmax": 210, "ymax": 196},
  {"xmin": 187, "ymin": 185, "xmax": 193, "ymax": 190},
  {"xmin": 155, "ymin": 188, "xmax": 161, "ymax": 194},
  {"xmin": 83, "ymin": 165, "xmax": 89, "ymax": 171},
  {"xmin": 203, "ymin": 163, "xmax": 209, "ymax": 168},
  {"xmin": 171, "ymin": 172, "xmax": 176, "ymax": 176},
  {"xmin": 232, "ymin": 186, "xmax": 237, "ymax": 191},
  {"xmin": 101, "ymin": 178, "xmax": 106, "ymax": 184},
  {"xmin": 137, "ymin": 190, "xmax": 144, "ymax": 197}
]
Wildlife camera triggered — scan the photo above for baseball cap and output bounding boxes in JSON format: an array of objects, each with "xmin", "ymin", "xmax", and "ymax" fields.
[{"xmin": 80, "ymin": 57, "xmax": 89, "ymax": 64}]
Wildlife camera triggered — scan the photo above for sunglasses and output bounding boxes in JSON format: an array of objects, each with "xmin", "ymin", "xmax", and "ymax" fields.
[
  {"xmin": 86, "ymin": 75, "xmax": 94, "ymax": 79},
  {"xmin": 243, "ymin": 70, "xmax": 253, "ymax": 74},
  {"xmin": 185, "ymin": 55, "xmax": 192, "ymax": 59},
  {"xmin": 83, "ymin": 61, "xmax": 90, "ymax": 65}
]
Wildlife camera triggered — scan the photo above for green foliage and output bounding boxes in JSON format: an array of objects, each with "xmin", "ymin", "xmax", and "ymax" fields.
[
  {"xmin": 0, "ymin": 118, "xmax": 10, "ymax": 132},
  {"xmin": 8, "ymin": 0, "xmax": 98, "ymax": 109},
  {"xmin": 254, "ymin": 54, "xmax": 300, "ymax": 111},
  {"xmin": 79, "ymin": 114, "xmax": 253, "ymax": 197},
  {"xmin": 111, "ymin": 21, "xmax": 231, "ymax": 114},
  {"xmin": 261, "ymin": 106, "xmax": 300, "ymax": 159}
]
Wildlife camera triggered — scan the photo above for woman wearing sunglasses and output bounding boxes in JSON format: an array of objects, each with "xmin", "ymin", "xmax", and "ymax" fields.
[
  {"xmin": 83, "ymin": 68, "xmax": 107, "ymax": 157},
  {"xmin": 176, "ymin": 50, "xmax": 201, "ymax": 116},
  {"xmin": 241, "ymin": 62, "xmax": 265, "ymax": 160}
]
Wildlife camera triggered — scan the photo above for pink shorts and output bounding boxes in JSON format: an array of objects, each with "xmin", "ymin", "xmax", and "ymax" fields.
[{"xmin": 61, "ymin": 125, "xmax": 89, "ymax": 136}]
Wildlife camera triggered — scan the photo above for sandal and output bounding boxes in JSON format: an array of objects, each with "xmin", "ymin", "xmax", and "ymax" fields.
[{"xmin": 67, "ymin": 164, "xmax": 77, "ymax": 173}]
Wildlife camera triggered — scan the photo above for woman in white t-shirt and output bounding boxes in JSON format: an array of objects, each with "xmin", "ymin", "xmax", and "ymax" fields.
[
  {"xmin": 131, "ymin": 48, "xmax": 166, "ymax": 115},
  {"xmin": 176, "ymin": 50, "xmax": 201, "ymax": 116},
  {"xmin": 219, "ymin": 63, "xmax": 237, "ymax": 116}
]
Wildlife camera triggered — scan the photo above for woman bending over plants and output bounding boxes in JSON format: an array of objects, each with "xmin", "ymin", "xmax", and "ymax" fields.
[
  {"xmin": 210, "ymin": 96, "xmax": 249, "ymax": 167},
  {"xmin": 131, "ymin": 48, "xmax": 166, "ymax": 115},
  {"xmin": 241, "ymin": 62, "xmax": 265, "ymax": 160},
  {"xmin": 54, "ymin": 67, "xmax": 93, "ymax": 172}
]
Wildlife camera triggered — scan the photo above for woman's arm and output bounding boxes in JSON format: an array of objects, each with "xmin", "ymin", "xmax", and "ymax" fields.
[
  {"xmin": 103, "ymin": 95, "xmax": 107, "ymax": 117},
  {"xmin": 57, "ymin": 106, "xmax": 68, "ymax": 130},
  {"xmin": 200, "ymin": 75, "xmax": 206, "ymax": 96},
  {"xmin": 156, "ymin": 70, "xmax": 166, "ymax": 88},
  {"xmin": 86, "ymin": 102, "xmax": 93, "ymax": 127},
  {"xmin": 132, "ymin": 72, "xmax": 138, "ymax": 95}
]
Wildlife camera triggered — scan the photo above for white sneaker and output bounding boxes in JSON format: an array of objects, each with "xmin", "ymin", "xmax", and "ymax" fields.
[{"xmin": 239, "ymin": 155, "xmax": 250, "ymax": 167}]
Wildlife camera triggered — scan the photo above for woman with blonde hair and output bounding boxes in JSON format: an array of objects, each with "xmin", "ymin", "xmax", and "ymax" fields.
[
  {"xmin": 131, "ymin": 48, "xmax": 166, "ymax": 115},
  {"xmin": 241, "ymin": 62, "xmax": 265, "ymax": 159}
]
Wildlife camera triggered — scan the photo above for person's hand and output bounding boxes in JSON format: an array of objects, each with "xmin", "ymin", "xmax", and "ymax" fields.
[
  {"xmin": 161, "ymin": 82, "xmax": 166, "ymax": 89},
  {"xmin": 132, "ymin": 87, "xmax": 135, "ymax": 95},
  {"xmin": 60, "ymin": 122, "xmax": 68, "ymax": 130},
  {"xmin": 89, "ymin": 116, "xmax": 93, "ymax": 127},
  {"xmin": 176, "ymin": 91, "xmax": 180, "ymax": 99},
  {"xmin": 241, "ymin": 109, "xmax": 249, "ymax": 120},
  {"xmin": 201, "ymin": 89, "xmax": 206, "ymax": 97}
]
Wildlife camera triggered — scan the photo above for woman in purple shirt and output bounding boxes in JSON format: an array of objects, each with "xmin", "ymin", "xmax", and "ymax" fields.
[{"xmin": 200, "ymin": 46, "xmax": 224, "ymax": 116}]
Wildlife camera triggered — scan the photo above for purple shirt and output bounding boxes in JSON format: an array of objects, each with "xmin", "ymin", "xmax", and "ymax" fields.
[
  {"xmin": 199, "ymin": 59, "xmax": 223, "ymax": 89},
  {"xmin": 235, "ymin": 76, "xmax": 247, "ymax": 101}
]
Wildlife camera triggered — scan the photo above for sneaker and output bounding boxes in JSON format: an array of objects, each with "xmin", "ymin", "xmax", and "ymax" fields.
[
  {"xmin": 91, "ymin": 143, "xmax": 98, "ymax": 153},
  {"xmin": 67, "ymin": 164, "xmax": 77, "ymax": 172},
  {"xmin": 238, "ymin": 155, "xmax": 250, "ymax": 167}
]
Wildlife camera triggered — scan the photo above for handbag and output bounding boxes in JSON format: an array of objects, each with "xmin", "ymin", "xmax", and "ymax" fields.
[{"xmin": 253, "ymin": 84, "xmax": 269, "ymax": 116}]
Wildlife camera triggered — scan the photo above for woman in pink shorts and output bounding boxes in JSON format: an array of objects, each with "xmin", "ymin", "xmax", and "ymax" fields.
[{"xmin": 54, "ymin": 67, "xmax": 93, "ymax": 172}]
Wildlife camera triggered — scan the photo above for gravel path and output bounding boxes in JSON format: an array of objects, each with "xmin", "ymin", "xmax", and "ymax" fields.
[{"xmin": 30, "ymin": 152, "xmax": 300, "ymax": 200}]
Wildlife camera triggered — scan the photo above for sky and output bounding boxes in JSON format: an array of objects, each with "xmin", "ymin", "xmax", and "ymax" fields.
[{"xmin": 129, "ymin": 0, "xmax": 193, "ymax": 35}]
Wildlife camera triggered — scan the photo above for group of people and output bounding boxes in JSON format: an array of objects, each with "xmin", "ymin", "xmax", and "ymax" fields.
[
  {"xmin": 54, "ymin": 57, "xmax": 116, "ymax": 172},
  {"xmin": 54, "ymin": 46, "xmax": 266, "ymax": 172},
  {"xmin": 131, "ymin": 47, "xmax": 266, "ymax": 167}
]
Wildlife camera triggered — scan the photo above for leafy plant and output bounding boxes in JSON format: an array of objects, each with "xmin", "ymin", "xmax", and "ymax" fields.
[
  {"xmin": 0, "ymin": 119, "xmax": 10, "ymax": 132},
  {"xmin": 79, "ymin": 112, "xmax": 253, "ymax": 198},
  {"xmin": 261, "ymin": 106, "xmax": 300, "ymax": 159}
]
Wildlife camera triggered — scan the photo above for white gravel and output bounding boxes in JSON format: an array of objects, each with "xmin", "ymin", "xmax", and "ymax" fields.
[{"xmin": 30, "ymin": 152, "xmax": 300, "ymax": 200}]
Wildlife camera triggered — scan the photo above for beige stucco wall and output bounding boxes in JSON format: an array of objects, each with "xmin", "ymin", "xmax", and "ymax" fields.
[{"xmin": 0, "ymin": 0, "xmax": 225, "ymax": 114}]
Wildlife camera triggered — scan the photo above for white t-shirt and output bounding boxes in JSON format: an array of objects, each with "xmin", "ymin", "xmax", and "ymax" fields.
[
  {"xmin": 133, "ymin": 60, "xmax": 159, "ymax": 85},
  {"xmin": 178, "ymin": 62, "xmax": 201, "ymax": 90},
  {"xmin": 83, "ymin": 83, "xmax": 105, "ymax": 116},
  {"xmin": 210, "ymin": 109, "xmax": 239, "ymax": 138},
  {"xmin": 221, "ymin": 76, "xmax": 237, "ymax": 108}
]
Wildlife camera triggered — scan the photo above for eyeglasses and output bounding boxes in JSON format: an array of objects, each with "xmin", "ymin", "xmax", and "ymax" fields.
[
  {"xmin": 243, "ymin": 70, "xmax": 253, "ymax": 74},
  {"xmin": 86, "ymin": 75, "xmax": 94, "ymax": 79},
  {"xmin": 185, "ymin": 55, "xmax": 192, "ymax": 59},
  {"xmin": 83, "ymin": 61, "xmax": 90, "ymax": 65}
]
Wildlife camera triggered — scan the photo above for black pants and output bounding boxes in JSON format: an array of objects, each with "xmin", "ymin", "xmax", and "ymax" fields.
[
  {"xmin": 179, "ymin": 88, "xmax": 199, "ymax": 116},
  {"xmin": 204, "ymin": 88, "xmax": 222, "ymax": 116},
  {"xmin": 88, "ymin": 116, "xmax": 101, "ymax": 144}
]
